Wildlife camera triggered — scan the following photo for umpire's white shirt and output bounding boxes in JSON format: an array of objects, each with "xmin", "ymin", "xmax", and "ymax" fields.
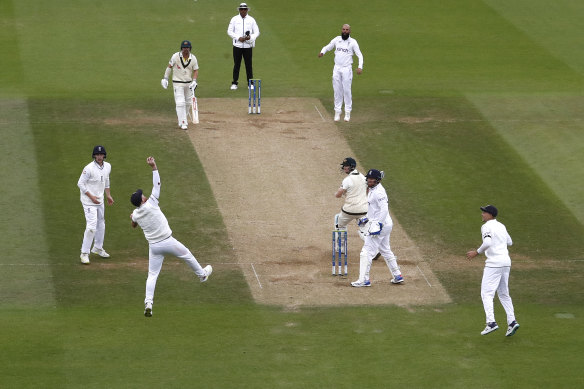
[
  {"xmin": 169, "ymin": 52, "xmax": 199, "ymax": 83},
  {"xmin": 342, "ymin": 170, "xmax": 368, "ymax": 214},
  {"xmin": 321, "ymin": 36, "xmax": 364, "ymax": 68},
  {"xmin": 477, "ymin": 219, "xmax": 513, "ymax": 267},
  {"xmin": 366, "ymin": 183, "xmax": 392, "ymax": 226},
  {"xmin": 227, "ymin": 14, "xmax": 260, "ymax": 48},
  {"xmin": 131, "ymin": 171, "xmax": 172, "ymax": 244},
  {"xmin": 78, "ymin": 160, "xmax": 111, "ymax": 206}
]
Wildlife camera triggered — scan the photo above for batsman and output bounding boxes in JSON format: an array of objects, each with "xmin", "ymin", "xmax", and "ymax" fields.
[
  {"xmin": 334, "ymin": 157, "xmax": 368, "ymax": 236},
  {"xmin": 161, "ymin": 40, "xmax": 199, "ymax": 130}
]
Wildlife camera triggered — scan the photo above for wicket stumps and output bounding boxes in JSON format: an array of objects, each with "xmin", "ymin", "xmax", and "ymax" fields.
[
  {"xmin": 248, "ymin": 79, "xmax": 261, "ymax": 114},
  {"xmin": 332, "ymin": 229, "xmax": 348, "ymax": 276}
]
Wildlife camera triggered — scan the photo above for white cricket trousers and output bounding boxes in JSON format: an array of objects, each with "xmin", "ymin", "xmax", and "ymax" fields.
[
  {"xmin": 357, "ymin": 221, "xmax": 401, "ymax": 282},
  {"xmin": 81, "ymin": 203, "xmax": 105, "ymax": 253},
  {"xmin": 481, "ymin": 266, "xmax": 516, "ymax": 325},
  {"xmin": 335, "ymin": 211, "xmax": 367, "ymax": 238},
  {"xmin": 173, "ymin": 83, "xmax": 194, "ymax": 127},
  {"xmin": 332, "ymin": 65, "xmax": 353, "ymax": 113},
  {"xmin": 145, "ymin": 236, "xmax": 206, "ymax": 304}
]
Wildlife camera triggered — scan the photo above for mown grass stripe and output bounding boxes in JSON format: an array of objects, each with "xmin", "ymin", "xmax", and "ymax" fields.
[{"xmin": 0, "ymin": 98, "xmax": 55, "ymax": 308}]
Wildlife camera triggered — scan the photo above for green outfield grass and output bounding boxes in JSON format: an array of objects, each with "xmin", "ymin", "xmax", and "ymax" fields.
[{"xmin": 1, "ymin": 0, "xmax": 582, "ymax": 387}]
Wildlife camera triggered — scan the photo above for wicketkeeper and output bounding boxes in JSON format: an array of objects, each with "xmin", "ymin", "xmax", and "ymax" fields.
[
  {"xmin": 161, "ymin": 40, "xmax": 199, "ymax": 130},
  {"xmin": 351, "ymin": 169, "xmax": 403, "ymax": 287}
]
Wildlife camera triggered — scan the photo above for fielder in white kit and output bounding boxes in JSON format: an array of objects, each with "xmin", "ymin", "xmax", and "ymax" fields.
[
  {"xmin": 334, "ymin": 157, "xmax": 368, "ymax": 235},
  {"xmin": 161, "ymin": 40, "xmax": 199, "ymax": 130},
  {"xmin": 318, "ymin": 24, "xmax": 363, "ymax": 122},
  {"xmin": 351, "ymin": 169, "xmax": 403, "ymax": 287},
  {"xmin": 130, "ymin": 157, "xmax": 212, "ymax": 317},
  {"xmin": 466, "ymin": 205, "xmax": 520, "ymax": 337},
  {"xmin": 77, "ymin": 145, "xmax": 114, "ymax": 264}
]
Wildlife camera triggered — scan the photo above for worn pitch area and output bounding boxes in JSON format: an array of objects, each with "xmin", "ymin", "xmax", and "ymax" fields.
[{"xmin": 187, "ymin": 97, "xmax": 451, "ymax": 307}]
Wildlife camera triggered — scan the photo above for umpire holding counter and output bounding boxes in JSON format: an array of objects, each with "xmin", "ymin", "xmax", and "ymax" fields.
[{"xmin": 227, "ymin": 3, "xmax": 260, "ymax": 90}]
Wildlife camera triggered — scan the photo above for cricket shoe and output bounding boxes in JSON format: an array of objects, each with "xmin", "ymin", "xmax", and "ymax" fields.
[
  {"xmin": 249, "ymin": 84, "xmax": 254, "ymax": 90},
  {"xmin": 80, "ymin": 253, "xmax": 90, "ymax": 264},
  {"xmin": 200, "ymin": 265, "xmax": 213, "ymax": 283},
  {"xmin": 506, "ymin": 321, "xmax": 520, "ymax": 337},
  {"xmin": 180, "ymin": 121, "xmax": 188, "ymax": 130},
  {"xmin": 334, "ymin": 111, "xmax": 341, "ymax": 122},
  {"xmin": 91, "ymin": 247, "xmax": 110, "ymax": 258},
  {"xmin": 481, "ymin": 322, "xmax": 499, "ymax": 335},
  {"xmin": 344, "ymin": 112, "xmax": 351, "ymax": 122},
  {"xmin": 351, "ymin": 279, "xmax": 371, "ymax": 287},
  {"xmin": 230, "ymin": 84, "xmax": 238, "ymax": 90},
  {"xmin": 144, "ymin": 302, "xmax": 153, "ymax": 317},
  {"xmin": 391, "ymin": 274, "xmax": 404, "ymax": 284}
]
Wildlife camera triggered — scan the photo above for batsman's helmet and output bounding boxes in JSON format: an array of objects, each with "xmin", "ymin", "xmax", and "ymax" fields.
[
  {"xmin": 480, "ymin": 205, "xmax": 498, "ymax": 218},
  {"xmin": 181, "ymin": 40, "xmax": 192, "ymax": 49},
  {"xmin": 366, "ymin": 169, "xmax": 384, "ymax": 182},
  {"xmin": 340, "ymin": 157, "xmax": 357, "ymax": 171},
  {"xmin": 92, "ymin": 145, "xmax": 107, "ymax": 158}
]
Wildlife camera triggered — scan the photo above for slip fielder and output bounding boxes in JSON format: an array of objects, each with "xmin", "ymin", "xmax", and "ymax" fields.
[
  {"xmin": 77, "ymin": 145, "xmax": 114, "ymax": 264},
  {"xmin": 130, "ymin": 157, "xmax": 212, "ymax": 317},
  {"xmin": 466, "ymin": 205, "xmax": 520, "ymax": 337}
]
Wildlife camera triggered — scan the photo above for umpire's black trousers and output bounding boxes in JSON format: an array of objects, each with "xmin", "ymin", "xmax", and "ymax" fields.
[{"xmin": 232, "ymin": 47, "xmax": 253, "ymax": 86}]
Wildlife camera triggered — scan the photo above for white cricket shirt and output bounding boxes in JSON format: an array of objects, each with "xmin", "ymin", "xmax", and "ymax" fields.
[
  {"xmin": 477, "ymin": 219, "xmax": 513, "ymax": 267},
  {"xmin": 366, "ymin": 183, "xmax": 391, "ymax": 225},
  {"xmin": 227, "ymin": 14, "xmax": 260, "ymax": 48},
  {"xmin": 169, "ymin": 52, "xmax": 199, "ymax": 83},
  {"xmin": 321, "ymin": 36, "xmax": 364, "ymax": 69},
  {"xmin": 78, "ymin": 160, "xmax": 111, "ymax": 206},
  {"xmin": 341, "ymin": 170, "xmax": 368, "ymax": 214},
  {"xmin": 131, "ymin": 171, "xmax": 172, "ymax": 244}
]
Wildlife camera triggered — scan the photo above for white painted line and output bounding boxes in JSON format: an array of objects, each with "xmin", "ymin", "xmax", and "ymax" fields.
[
  {"xmin": 251, "ymin": 263, "xmax": 263, "ymax": 289},
  {"xmin": 314, "ymin": 105, "xmax": 326, "ymax": 122},
  {"xmin": 417, "ymin": 264, "xmax": 432, "ymax": 287}
]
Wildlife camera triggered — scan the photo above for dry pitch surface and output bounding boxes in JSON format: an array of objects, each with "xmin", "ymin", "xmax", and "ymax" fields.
[{"xmin": 188, "ymin": 97, "xmax": 451, "ymax": 307}]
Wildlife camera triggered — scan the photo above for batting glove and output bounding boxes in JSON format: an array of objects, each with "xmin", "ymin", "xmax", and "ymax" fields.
[
  {"xmin": 161, "ymin": 79, "xmax": 169, "ymax": 89},
  {"xmin": 189, "ymin": 80, "xmax": 198, "ymax": 90},
  {"xmin": 357, "ymin": 217, "xmax": 369, "ymax": 227}
]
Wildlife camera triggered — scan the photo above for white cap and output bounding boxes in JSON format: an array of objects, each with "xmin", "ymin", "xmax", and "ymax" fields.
[{"xmin": 238, "ymin": 3, "xmax": 249, "ymax": 9}]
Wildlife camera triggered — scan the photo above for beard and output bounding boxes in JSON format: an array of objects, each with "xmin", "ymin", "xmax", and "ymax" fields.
[{"xmin": 341, "ymin": 33, "xmax": 350, "ymax": 40}]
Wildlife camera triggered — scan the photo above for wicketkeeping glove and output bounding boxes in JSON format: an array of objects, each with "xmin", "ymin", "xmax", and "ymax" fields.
[
  {"xmin": 161, "ymin": 79, "xmax": 169, "ymax": 89},
  {"xmin": 369, "ymin": 222, "xmax": 383, "ymax": 236},
  {"xmin": 357, "ymin": 217, "xmax": 369, "ymax": 226}
]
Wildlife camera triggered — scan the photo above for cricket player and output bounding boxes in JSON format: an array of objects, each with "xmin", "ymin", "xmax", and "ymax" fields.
[
  {"xmin": 334, "ymin": 157, "xmax": 367, "ymax": 238},
  {"xmin": 351, "ymin": 169, "xmax": 403, "ymax": 287},
  {"xmin": 77, "ymin": 145, "xmax": 114, "ymax": 264},
  {"xmin": 227, "ymin": 3, "xmax": 260, "ymax": 90},
  {"xmin": 318, "ymin": 24, "xmax": 363, "ymax": 122},
  {"xmin": 130, "ymin": 156, "xmax": 212, "ymax": 317},
  {"xmin": 466, "ymin": 205, "xmax": 520, "ymax": 337},
  {"xmin": 161, "ymin": 40, "xmax": 199, "ymax": 130}
]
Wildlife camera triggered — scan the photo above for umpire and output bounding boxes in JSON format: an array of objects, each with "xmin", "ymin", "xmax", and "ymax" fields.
[{"xmin": 227, "ymin": 3, "xmax": 260, "ymax": 90}]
